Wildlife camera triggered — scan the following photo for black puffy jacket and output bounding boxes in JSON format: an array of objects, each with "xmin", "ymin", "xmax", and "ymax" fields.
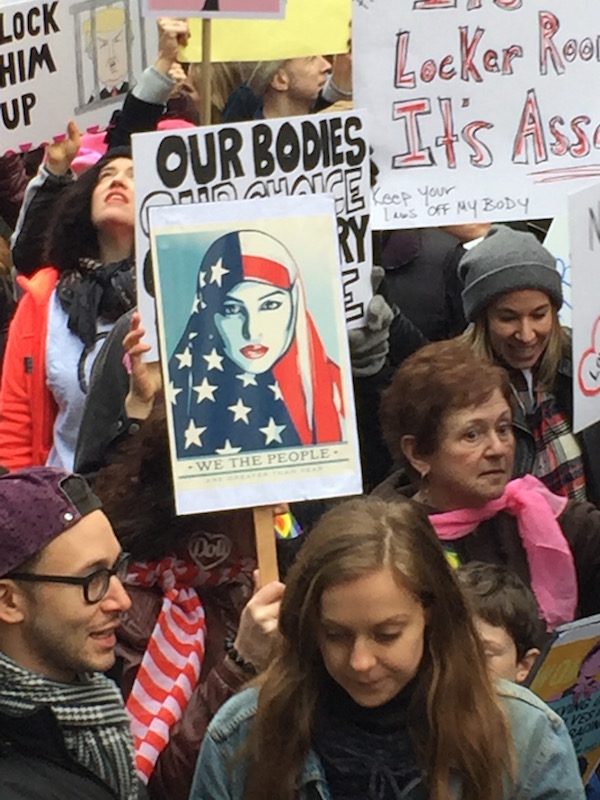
[{"xmin": 0, "ymin": 705, "xmax": 147, "ymax": 800}]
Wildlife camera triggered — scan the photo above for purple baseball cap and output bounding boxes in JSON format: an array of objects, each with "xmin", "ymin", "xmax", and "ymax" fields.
[{"xmin": 0, "ymin": 467, "xmax": 102, "ymax": 577}]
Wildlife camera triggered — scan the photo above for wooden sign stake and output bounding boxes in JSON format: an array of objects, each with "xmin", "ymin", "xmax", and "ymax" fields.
[
  {"xmin": 201, "ymin": 18, "xmax": 212, "ymax": 126},
  {"xmin": 253, "ymin": 505, "xmax": 279, "ymax": 587}
]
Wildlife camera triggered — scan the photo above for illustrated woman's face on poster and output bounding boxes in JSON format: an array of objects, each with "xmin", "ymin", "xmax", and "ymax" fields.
[{"xmin": 215, "ymin": 279, "xmax": 294, "ymax": 373}]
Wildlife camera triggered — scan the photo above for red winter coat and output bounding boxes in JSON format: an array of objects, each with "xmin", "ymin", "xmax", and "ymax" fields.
[{"xmin": 0, "ymin": 267, "xmax": 58, "ymax": 469}]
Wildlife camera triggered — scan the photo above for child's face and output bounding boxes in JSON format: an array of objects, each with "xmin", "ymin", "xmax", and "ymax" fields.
[{"xmin": 474, "ymin": 616, "xmax": 538, "ymax": 684}]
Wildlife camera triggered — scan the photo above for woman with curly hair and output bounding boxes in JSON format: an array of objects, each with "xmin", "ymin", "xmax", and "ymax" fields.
[
  {"xmin": 92, "ymin": 407, "xmax": 287, "ymax": 799},
  {"xmin": 0, "ymin": 146, "xmax": 136, "ymax": 470},
  {"xmin": 191, "ymin": 496, "xmax": 583, "ymax": 800}
]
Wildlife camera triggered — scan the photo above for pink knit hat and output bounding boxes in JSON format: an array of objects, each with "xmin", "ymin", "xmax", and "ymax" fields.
[{"xmin": 70, "ymin": 131, "xmax": 109, "ymax": 176}]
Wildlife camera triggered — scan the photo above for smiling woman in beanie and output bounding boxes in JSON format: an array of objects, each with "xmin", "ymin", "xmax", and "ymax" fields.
[{"xmin": 460, "ymin": 225, "xmax": 600, "ymax": 505}]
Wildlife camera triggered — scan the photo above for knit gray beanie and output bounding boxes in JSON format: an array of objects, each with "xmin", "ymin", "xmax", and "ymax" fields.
[{"xmin": 459, "ymin": 225, "xmax": 562, "ymax": 322}]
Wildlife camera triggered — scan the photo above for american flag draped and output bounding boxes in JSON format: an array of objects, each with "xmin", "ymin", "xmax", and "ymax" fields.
[{"xmin": 168, "ymin": 229, "xmax": 344, "ymax": 458}]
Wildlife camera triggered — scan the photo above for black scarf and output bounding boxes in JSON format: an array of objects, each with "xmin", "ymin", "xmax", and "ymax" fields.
[
  {"xmin": 57, "ymin": 257, "xmax": 136, "ymax": 348},
  {"xmin": 312, "ymin": 677, "xmax": 424, "ymax": 800}
]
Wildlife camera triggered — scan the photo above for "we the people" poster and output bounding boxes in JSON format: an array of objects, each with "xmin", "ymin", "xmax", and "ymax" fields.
[{"xmin": 150, "ymin": 194, "xmax": 362, "ymax": 514}]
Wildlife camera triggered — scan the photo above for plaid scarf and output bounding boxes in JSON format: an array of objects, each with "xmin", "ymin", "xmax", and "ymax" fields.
[
  {"xmin": 0, "ymin": 652, "xmax": 137, "ymax": 800},
  {"xmin": 512, "ymin": 371, "xmax": 586, "ymax": 501},
  {"xmin": 125, "ymin": 555, "xmax": 253, "ymax": 783}
]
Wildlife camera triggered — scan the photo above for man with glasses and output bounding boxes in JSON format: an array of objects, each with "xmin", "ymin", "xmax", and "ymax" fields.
[{"xmin": 0, "ymin": 466, "xmax": 144, "ymax": 799}]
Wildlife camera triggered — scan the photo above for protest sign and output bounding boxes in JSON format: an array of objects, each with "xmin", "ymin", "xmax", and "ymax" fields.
[
  {"xmin": 179, "ymin": 0, "xmax": 350, "ymax": 61},
  {"xmin": 354, "ymin": 0, "xmax": 600, "ymax": 229},
  {"xmin": 543, "ymin": 217, "xmax": 572, "ymax": 328},
  {"xmin": 569, "ymin": 182, "xmax": 600, "ymax": 433},
  {"xmin": 132, "ymin": 109, "xmax": 372, "ymax": 360},
  {"xmin": 150, "ymin": 194, "xmax": 363, "ymax": 515},
  {"xmin": 527, "ymin": 613, "xmax": 600, "ymax": 784},
  {"xmin": 1, "ymin": 0, "xmax": 157, "ymax": 156},
  {"xmin": 143, "ymin": 0, "xmax": 284, "ymax": 19}
]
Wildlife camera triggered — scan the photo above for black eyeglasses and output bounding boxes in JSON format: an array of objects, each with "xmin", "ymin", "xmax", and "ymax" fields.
[{"xmin": 9, "ymin": 552, "xmax": 131, "ymax": 605}]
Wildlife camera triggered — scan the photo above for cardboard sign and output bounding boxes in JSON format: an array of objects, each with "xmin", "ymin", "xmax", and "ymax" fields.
[
  {"xmin": 143, "ymin": 0, "xmax": 285, "ymax": 19},
  {"xmin": 150, "ymin": 194, "xmax": 363, "ymax": 514},
  {"xmin": 569, "ymin": 182, "xmax": 600, "ymax": 433},
  {"xmin": 179, "ymin": 0, "xmax": 350, "ymax": 61},
  {"xmin": 527, "ymin": 613, "xmax": 600, "ymax": 784},
  {"xmin": 132, "ymin": 109, "xmax": 373, "ymax": 360},
  {"xmin": 543, "ymin": 217, "xmax": 572, "ymax": 328},
  {"xmin": 354, "ymin": 0, "xmax": 600, "ymax": 228},
  {"xmin": 1, "ymin": 0, "xmax": 157, "ymax": 156}
]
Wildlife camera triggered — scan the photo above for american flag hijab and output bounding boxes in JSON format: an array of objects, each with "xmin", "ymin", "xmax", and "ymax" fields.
[{"xmin": 168, "ymin": 230, "xmax": 344, "ymax": 458}]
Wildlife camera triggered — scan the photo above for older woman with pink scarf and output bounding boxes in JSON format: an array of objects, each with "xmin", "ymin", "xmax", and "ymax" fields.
[{"xmin": 375, "ymin": 338, "xmax": 600, "ymax": 631}]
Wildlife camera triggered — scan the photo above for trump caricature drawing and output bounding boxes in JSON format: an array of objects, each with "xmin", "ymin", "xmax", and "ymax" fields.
[{"xmin": 168, "ymin": 230, "xmax": 345, "ymax": 458}]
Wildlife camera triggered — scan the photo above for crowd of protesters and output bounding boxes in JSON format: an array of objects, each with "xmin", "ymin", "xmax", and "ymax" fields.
[{"xmin": 0, "ymin": 14, "xmax": 596, "ymax": 800}]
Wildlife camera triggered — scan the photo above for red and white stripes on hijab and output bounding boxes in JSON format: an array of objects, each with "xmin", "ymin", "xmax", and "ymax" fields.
[{"xmin": 124, "ymin": 556, "xmax": 250, "ymax": 782}]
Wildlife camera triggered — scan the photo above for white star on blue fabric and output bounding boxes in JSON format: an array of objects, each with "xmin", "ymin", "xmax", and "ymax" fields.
[
  {"xmin": 259, "ymin": 417, "xmax": 286, "ymax": 445},
  {"xmin": 215, "ymin": 439, "xmax": 242, "ymax": 455},
  {"xmin": 203, "ymin": 348, "xmax": 224, "ymax": 371},
  {"xmin": 228, "ymin": 398, "xmax": 251, "ymax": 424},
  {"xmin": 175, "ymin": 346, "xmax": 192, "ymax": 369},
  {"xmin": 236, "ymin": 372, "xmax": 258, "ymax": 387},
  {"xmin": 192, "ymin": 295, "xmax": 201, "ymax": 314},
  {"xmin": 184, "ymin": 419, "xmax": 207, "ymax": 449},
  {"xmin": 193, "ymin": 378, "xmax": 218, "ymax": 404},
  {"xmin": 199, "ymin": 271, "xmax": 207, "ymax": 288},
  {"xmin": 167, "ymin": 381, "xmax": 182, "ymax": 406},
  {"xmin": 268, "ymin": 381, "xmax": 283, "ymax": 401},
  {"xmin": 210, "ymin": 257, "xmax": 229, "ymax": 287}
]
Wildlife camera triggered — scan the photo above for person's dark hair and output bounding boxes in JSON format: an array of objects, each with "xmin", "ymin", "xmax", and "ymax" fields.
[
  {"xmin": 93, "ymin": 407, "xmax": 243, "ymax": 561},
  {"xmin": 44, "ymin": 146, "xmax": 132, "ymax": 273},
  {"xmin": 245, "ymin": 496, "xmax": 513, "ymax": 800},
  {"xmin": 380, "ymin": 338, "xmax": 513, "ymax": 466},
  {"xmin": 93, "ymin": 407, "xmax": 304, "ymax": 575},
  {"xmin": 5, "ymin": 548, "xmax": 44, "ymax": 577},
  {"xmin": 456, "ymin": 562, "xmax": 546, "ymax": 660}
]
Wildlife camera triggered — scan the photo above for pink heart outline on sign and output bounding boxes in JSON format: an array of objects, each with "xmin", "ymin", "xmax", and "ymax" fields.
[{"xmin": 577, "ymin": 316, "xmax": 600, "ymax": 397}]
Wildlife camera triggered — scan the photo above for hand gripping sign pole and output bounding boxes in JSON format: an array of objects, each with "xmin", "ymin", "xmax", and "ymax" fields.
[
  {"xmin": 253, "ymin": 506, "xmax": 280, "ymax": 586},
  {"xmin": 253, "ymin": 506, "xmax": 303, "ymax": 586}
]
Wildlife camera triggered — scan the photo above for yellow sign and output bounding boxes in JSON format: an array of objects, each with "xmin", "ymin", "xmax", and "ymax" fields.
[{"xmin": 180, "ymin": 0, "xmax": 351, "ymax": 62}]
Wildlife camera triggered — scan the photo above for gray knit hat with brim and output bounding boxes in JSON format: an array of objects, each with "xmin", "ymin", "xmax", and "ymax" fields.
[{"xmin": 459, "ymin": 225, "xmax": 562, "ymax": 322}]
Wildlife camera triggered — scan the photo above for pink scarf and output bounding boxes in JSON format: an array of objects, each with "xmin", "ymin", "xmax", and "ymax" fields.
[
  {"xmin": 124, "ymin": 556, "xmax": 252, "ymax": 782},
  {"xmin": 429, "ymin": 475, "xmax": 577, "ymax": 630}
]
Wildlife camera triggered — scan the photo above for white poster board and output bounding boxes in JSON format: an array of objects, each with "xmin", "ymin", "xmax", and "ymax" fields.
[
  {"xmin": 1, "ymin": 0, "xmax": 157, "ymax": 156},
  {"xmin": 132, "ymin": 110, "xmax": 373, "ymax": 360},
  {"xmin": 150, "ymin": 194, "xmax": 363, "ymax": 514},
  {"xmin": 354, "ymin": 0, "xmax": 600, "ymax": 229},
  {"xmin": 568, "ymin": 182, "xmax": 600, "ymax": 433},
  {"xmin": 543, "ymin": 218, "xmax": 572, "ymax": 328}
]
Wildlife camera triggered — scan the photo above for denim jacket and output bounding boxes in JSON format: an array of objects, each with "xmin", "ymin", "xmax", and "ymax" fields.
[{"xmin": 190, "ymin": 680, "xmax": 585, "ymax": 800}]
